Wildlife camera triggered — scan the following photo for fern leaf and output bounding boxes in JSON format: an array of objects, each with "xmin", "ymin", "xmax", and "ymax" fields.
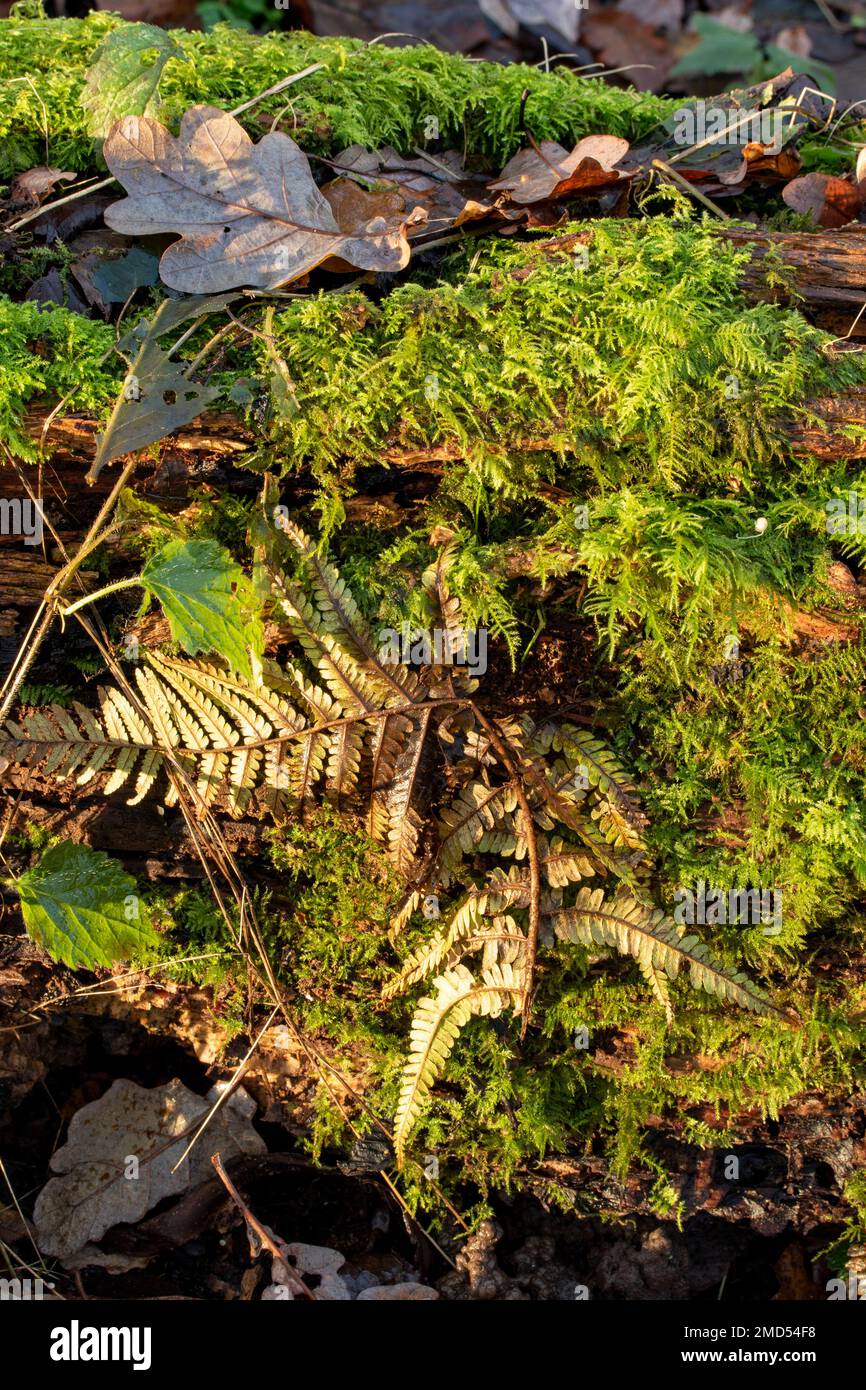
[
  {"xmin": 551, "ymin": 889, "xmax": 782, "ymax": 1017},
  {"xmin": 383, "ymin": 878, "xmax": 529, "ymax": 997},
  {"xmin": 394, "ymin": 962, "xmax": 523, "ymax": 1165},
  {"xmin": 437, "ymin": 779, "xmax": 518, "ymax": 868}
]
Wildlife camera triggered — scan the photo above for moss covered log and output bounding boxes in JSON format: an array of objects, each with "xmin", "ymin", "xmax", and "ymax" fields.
[
  {"xmin": 0, "ymin": 9, "xmax": 675, "ymax": 179},
  {"xmin": 6, "ymin": 219, "xmax": 866, "ymax": 481}
]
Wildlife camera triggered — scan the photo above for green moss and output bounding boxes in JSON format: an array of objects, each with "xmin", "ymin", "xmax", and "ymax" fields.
[
  {"xmin": 0, "ymin": 296, "xmax": 117, "ymax": 459},
  {"xmin": 0, "ymin": 11, "xmax": 675, "ymax": 178},
  {"xmin": 257, "ymin": 219, "xmax": 866, "ymax": 512}
]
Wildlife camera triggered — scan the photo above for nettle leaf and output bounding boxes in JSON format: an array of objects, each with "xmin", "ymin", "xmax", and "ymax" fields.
[
  {"xmin": 17, "ymin": 842, "xmax": 157, "ymax": 971},
  {"xmin": 141, "ymin": 538, "xmax": 265, "ymax": 678},
  {"xmin": 103, "ymin": 105, "xmax": 424, "ymax": 293},
  {"xmin": 82, "ymin": 22, "xmax": 186, "ymax": 139}
]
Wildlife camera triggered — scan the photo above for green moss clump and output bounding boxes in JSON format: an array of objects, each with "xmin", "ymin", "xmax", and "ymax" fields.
[
  {"xmin": 0, "ymin": 11, "xmax": 676, "ymax": 179},
  {"xmin": 257, "ymin": 218, "xmax": 866, "ymax": 504},
  {"xmin": 0, "ymin": 297, "xmax": 117, "ymax": 459}
]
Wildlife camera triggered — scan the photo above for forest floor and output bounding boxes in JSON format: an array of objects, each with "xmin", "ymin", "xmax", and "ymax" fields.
[{"xmin": 1, "ymin": 2, "xmax": 865, "ymax": 1308}]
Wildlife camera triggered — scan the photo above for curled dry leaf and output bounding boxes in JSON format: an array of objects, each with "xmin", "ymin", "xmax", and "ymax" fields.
[
  {"xmin": 332, "ymin": 145, "xmax": 495, "ymax": 233},
  {"xmin": 489, "ymin": 136, "xmax": 632, "ymax": 205},
  {"xmin": 103, "ymin": 105, "xmax": 425, "ymax": 293},
  {"xmin": 582, "ymin": 11, "xmax": 671, "ymax": 92},
  {"xmin": 9, "ymin": 165, "xmax": 76, "ymax": 206},
  {"xmin": 782, "ymin": 172, "xmax": 862, "ymax": 229}
]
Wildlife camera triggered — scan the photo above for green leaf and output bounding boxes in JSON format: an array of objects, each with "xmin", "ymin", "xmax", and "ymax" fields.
[
  {"xmin": 141, "ymin": 538, "xmax": 264, "ymax": 678},
  {"xmin": 82, "ymin": 22, "xmax": 186, "ymax": 139},
  {"xmin": 762, "ymin": 46, "xmax": 835, "ymax": 96},
  {"xmin": 671, "ymin": 17, "xmax": 760, "ymax": 79},
  {"xmin": 17, "ymin": 842, "xmax": 157, "ymax": 971}
]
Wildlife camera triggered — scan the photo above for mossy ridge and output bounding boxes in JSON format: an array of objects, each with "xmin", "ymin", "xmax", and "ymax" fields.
[
  {"xmin": 0, "ymin": 11, "xmax": 675, "ymax": 179},
  {"xmin": 0, "ymin": 219, "xmax": 824, "ymax": 474},
  {"xmin": 258, "ymin": 218, "xmax": 866, "ymax": 500},
  {"xmin": 0, "ymin": 297, "xmax": 116, "ymax": 460}
]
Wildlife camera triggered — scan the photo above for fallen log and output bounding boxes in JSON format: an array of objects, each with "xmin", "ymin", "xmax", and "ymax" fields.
[
  {"xmin": 718, "ymin": 223, "xmax": 866, "ymax": 339},
  {"xmin": 10, "ymin": 225, "xmax": 866, "ymax": 481}
]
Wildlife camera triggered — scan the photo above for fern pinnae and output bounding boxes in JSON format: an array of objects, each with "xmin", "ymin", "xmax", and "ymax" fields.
[
  {"xmin": 384, "ymin": 877, "xmax": 529, "ymax": 998},
  {"xmin": 550, "ymin": 889, "xmax": 783, "ymax": 1018},
  {"xmin": 394, "ymin": 961, "xmax": 523, "ymax": 1166}
]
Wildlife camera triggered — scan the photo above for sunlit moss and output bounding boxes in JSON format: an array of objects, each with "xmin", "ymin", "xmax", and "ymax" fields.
[{"xmin": 0, "ymin": 10, "xmax": 675, "ymax": 177}]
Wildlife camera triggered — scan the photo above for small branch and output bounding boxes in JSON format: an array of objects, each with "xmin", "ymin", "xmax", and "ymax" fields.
[
  {"xmin": 651, "ymin": 158, "xmax": 731, "ymax": 221},
  {"xmin": 210, "ymin": 1153, "xmax": 316, "ymax": 1300},
  {"xmin": 0, "ymin": 456, "xmax": 138, "ymax": 722},
  {"xmin": 4, "ymin": 175, "xmax": 117, "ymax": 233},
  {"xmin": 229, "ymin": 63, "xmax": 325, "ymax": 119}
]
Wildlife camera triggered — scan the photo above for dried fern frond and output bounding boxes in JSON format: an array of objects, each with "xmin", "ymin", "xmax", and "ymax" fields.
[
  {"xmin": 383, "ymin": 874, "xmax": 530, "ymax": 998},
  {"xmin": 550, "ymin": 888, "xmax": 783, "ymax": 1018},
  {"xmin": 394, "ymin": 961, "xmax": 523, "ymax": 1165}
]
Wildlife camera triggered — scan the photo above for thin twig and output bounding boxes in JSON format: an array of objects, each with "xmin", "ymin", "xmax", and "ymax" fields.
[
  {"xmin": 5, "ymin": 176, "xmax": 116, "ymax": 233},
  {"xmin": 0, "ymin": 456, "xmax": 138, "ymax": 721},
  {"xmin": 651, "ymin": 158, "xmax": 731, "ymax": 221},
  {"xmin": 169, "ymin": 1006, "xmax": 280, "ymax": 1173},
  {"xmin": 210, "ymin": 1153, "xmax": 316, "ymax": 1299},
  {"xmin": 228, "ymin": 64, "xmax": 325, "ymax": 119}
]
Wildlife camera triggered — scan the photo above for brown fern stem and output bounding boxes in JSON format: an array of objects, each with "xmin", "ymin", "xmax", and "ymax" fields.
[{"xmin": 469, "ymin": 704, "xmax": 541, "ymax": 1039}]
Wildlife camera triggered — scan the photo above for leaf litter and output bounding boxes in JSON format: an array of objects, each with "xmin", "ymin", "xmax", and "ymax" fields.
[{"xmin": 33, "ymin": 1078, "xmax": 265, "ymax": 1263}]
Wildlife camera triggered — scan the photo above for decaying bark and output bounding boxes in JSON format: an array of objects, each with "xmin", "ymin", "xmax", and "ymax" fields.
[{"xmin": 719, "ymin": 223, "xmax": 866, "ymax": 338}]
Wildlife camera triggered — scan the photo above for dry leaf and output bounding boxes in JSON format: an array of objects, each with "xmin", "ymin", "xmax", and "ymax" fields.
[
  {"xmin": 88, "ymin": 293, "xmax": 235, "ymax": 481},
  {"xmin": 10, "ymin": 165, "xmax": 76, "ymax": 206},
  {"xmin": 782, "ymin": 172, "xmax": 861, "ymax": 229},
  {"xmin": 103, "ymin": 105, "xmax": 423, "ymax": 293},
  {"xmin": 332, "ymin": 145, "xmax": 494, "ymax": 233},
  {"xmin": 489, "ymin": 136, "xmax": 631, "ymax": 205},
  {"xmin": 618, "ymin": 0, "xmax": 684, "ymax": 34},
  {"xmin": 33, "ymin": 1077, "xmax": 265, "ymax": 1261},
  {"xmin": 504, "ymin": 0, "xmax": 582, "ymax": 43},
  {"xmin": 774, "ymin": 26, "xmax": 812, "ymax": 58},
  {"xmin": 583, "ymin": 11, "xmax": 671, "ymax": 91}
]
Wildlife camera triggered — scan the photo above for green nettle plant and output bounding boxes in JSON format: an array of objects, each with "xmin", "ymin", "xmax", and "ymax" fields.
[{"xmin": 3, "ymin": 484, "xmax": 787, "ymax": 1165}]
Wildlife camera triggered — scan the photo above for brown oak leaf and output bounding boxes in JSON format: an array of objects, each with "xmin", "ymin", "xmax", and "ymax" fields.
[{"xmin": 103, "ymin": 105, "xmax": 425, "ymax": 293}]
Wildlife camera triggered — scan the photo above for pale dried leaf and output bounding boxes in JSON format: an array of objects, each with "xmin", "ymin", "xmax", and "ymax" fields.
[
  {"xmin": 33, "ymin": 1077, "xmax": 265, "ymax": 1261},
  {"xmin": 104, "ymin": 106, "xmax": 422, "ymax": 293}
]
